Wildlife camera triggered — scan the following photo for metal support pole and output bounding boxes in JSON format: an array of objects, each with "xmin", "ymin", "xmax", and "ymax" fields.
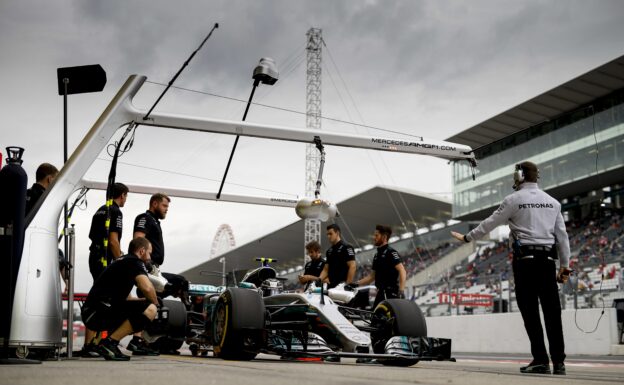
[
  {"xmin": 219, "ymin": 257, "xmax": 226, "ymax": 286},
  {"xmin": 455, "ymin": 286, "xmax": 460, "ymax": 316},
  {"xmin": 313, "ymin": 136, "xmax": 325, "ymax": 199},
  {"xmin": 217, "ymin": 79, "xmax": 259, "ymax": 200},
  {"xmin": 63, "ymin": 78, "xmax": 69, "ymax": 279},
  {"xmin": 498, "ymin": 274, "xmax": 503, "ymax": 313},
  {"xmin": 447, "ymin": 278, "xmax": 452, "ymax": 315},
  {"xmin": 66, "ymin": 225, "xmax": 75, "ymax": 358}
]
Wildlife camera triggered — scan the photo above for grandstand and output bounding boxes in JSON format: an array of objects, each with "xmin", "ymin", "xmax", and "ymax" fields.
[
  {"xmin": 416, "ymin": 53, "xmax": 624, "ymax": 319},
  {"xmin": 181, "ymin": 185, "xmax": 465, "ymax": 285}
]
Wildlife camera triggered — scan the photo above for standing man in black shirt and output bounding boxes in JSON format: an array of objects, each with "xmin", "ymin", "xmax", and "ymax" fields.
[
  {"xmin": 134, "ymin": 193, "xmax": 190, "ymax": 307},
  {"xmin": 134, "ymin": 193, "xmax": 169, "ymax": 267},
  {"xmin": 80, "ymin": 182, "xmax": 129, "ymax": 357},
  {"xmin": 298, "ymin": 240, "xmax": 325, "ymax": 290},
  {"xmin": 318, "ymin": 224, "xmax": 356, "ymax": 289},
  {"xmin": 347, "ymin": 225, "xmax": 406, "ymax": 307},
  {"xmin": 25, "ymin": 162, "xmax": 58, "ymax": 216},
  {"xmin": 81, "ymin": 237, "xmax": 159, "ymax": 361},
  {"xmin": 88, "ymin": 183, "xmax": 129, "ymax": 280}
]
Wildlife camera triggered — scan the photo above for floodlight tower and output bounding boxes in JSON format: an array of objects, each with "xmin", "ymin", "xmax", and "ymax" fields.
[{"xmin": 304, "ymin": 28, "xmax": 322, "ymax": 264}]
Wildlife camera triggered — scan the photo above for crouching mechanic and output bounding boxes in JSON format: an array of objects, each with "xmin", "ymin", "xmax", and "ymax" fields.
[
  {"xmin": 346, "ymin": 225, "xmax": 406, "ymax": 307},
  {"xmin": 81, "ymin": 237, "xmax": 159, "ymax": 361}
]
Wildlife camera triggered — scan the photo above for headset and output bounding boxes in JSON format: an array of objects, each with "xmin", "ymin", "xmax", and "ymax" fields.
[
  {"xmin": 512, "ymin": 163, "xmax": 524, "ymax": 190},
  {"xmin": 513, "ymin": 163, "xmax": 540, "ymax": 190}
]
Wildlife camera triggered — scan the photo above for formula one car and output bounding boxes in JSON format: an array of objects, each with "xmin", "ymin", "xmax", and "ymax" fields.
[{"xmin": 145, "ymin": 259, "xmax": 453, "ymax": 366}]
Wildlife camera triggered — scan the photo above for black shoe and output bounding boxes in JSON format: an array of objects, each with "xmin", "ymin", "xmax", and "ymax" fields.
[
  {"xmin": 96, "ymin": 338, "xmax": 131, "ymax": 361},
  {"xmin": 78, "ymin": 343, "xmax": 101, "ymax": 358},
  {"xmin": 127, "ymin": 337, "xmax": 160, "ymax": 356},
  {"xmin": 553, "ymin": 362, "xmax": 566, "ymax": 375},
  {"xmin": 520, "ymin": 362, "xmax": 551, "ymax": 374},
  {"xmin": 323, "ymin": 355, "xmax": 340, "ymax": 363}
]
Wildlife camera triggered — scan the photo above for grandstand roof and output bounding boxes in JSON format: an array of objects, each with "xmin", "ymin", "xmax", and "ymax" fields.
[
  {"xmin": 446, "ymin": 54, "xmax": 624, "ymax": 149},
  {"xmin": 181, "ymin": 185, "xmax": 452, "ymax": 285}
]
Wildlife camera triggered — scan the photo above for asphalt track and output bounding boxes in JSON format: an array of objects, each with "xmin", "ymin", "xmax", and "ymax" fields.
[{"xmin": 1, "ymin": 350, "xmax": 623, "ymax": 385}]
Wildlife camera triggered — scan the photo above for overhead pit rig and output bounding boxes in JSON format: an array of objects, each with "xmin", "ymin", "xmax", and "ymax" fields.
[{"xmin": 7, "ymin": 74, "xmax": 476, "ymax": 355}]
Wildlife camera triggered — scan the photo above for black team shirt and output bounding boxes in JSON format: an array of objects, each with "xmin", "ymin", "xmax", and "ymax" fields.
[
  {"xmin": 88, "ymin": 202, "xmax": 123, "ymax": 265},
  {"xmin": 325, "ymin": 240, "xmax": 355, "ymax": 288},
  {"xmin": 304, "ymin": 258, "xmax": 326, "ymax": 277},
  {"xmin": 134, "ymin": 210, "xmax": 165, "ymax": 266},
  {"xmin": 303, "ymin": 258, "xmax": 326, "ymax": 290},
  {"xmin": 25, "ymin": 183, "xmax": 46, "ymax": 215},
  {"xmin": 372, "ymin": 244, "xmax": 402, "ymax": 289},
  {"xmin": 86, "ymin": 254, "xmax": 148, "ymax": 305}
]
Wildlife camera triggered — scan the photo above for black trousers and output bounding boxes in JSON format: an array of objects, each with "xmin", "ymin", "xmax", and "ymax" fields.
[
  {"xmin": 88, "ymin": 252, "xmax": 109, "ymax": 282},
  {"xmin": 513, "ymin": 257, "xmax": 566, "ymax": 364},
  {"xmin": 82, "ymin": 299, "xmax": 151, "ymax": 333},
  {"xmin": 373, "ymin": 286, "xmax": 399, "ymax": 308}
]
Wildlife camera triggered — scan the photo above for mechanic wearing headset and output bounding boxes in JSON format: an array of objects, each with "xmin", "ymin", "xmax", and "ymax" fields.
[
  {"xmin": 451, "ymin": 161, "xmax": 571, "ymax": 376},
  {"xmin": 298, "ymin": 240, "xmax": 326, "ymax": 290},
  {"xmin": 346, "ymin": 224, "xmax": 406, "ymax": 307},
  {"xmin": 81, "ymin": 237, "xmax": 159, "ymax": 361},
  {"xmin": 318, "ymin": 224, "xmax": 356, "ymax": 289}
]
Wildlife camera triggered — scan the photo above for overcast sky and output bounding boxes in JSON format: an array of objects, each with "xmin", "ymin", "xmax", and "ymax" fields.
[{"xmin": 1, "ymin": 0, "xmax": 624, "ymax": 292}]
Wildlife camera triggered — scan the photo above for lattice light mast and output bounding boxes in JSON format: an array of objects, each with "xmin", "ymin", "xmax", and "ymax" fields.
[{"xmin": 304, "ymin": 28, "xmax": 322, "ymax": 265}]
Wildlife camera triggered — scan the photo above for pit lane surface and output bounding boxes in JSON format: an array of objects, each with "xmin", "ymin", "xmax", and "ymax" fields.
[{"xmin": 1, "ymin": 351, "xmax": 623, "ymax": 385}]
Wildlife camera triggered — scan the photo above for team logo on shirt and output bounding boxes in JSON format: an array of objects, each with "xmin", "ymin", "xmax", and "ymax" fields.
[{"xmin": 518, "ymin": 203, "xmax": 554, "ymax": 209}]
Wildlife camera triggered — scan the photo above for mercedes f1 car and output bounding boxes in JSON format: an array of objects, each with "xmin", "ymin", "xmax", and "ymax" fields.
[{"xmin": 146, "ymin": 259, "xmax": 453, "ymax": 366}]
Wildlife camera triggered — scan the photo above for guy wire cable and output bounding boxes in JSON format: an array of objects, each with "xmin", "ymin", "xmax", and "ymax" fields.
[
  {"xmin": 102, "ymin": 24, "xmax": 220, "ymax": 266},
  {"xmin": 573, "ymin": 104, "xmax": 606, "ymax": 334},
  {"xmin": 143, "ymin": 80, "xmax": 426, "ymax": 139},
  {"xmin": 322, "ymin": 38, "xmax": 431, "ymax": 266}
]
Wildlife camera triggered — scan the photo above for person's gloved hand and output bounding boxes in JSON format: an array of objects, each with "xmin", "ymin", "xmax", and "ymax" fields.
[
  {"xmin": 344, "ymin": 282, "xmax": 359, "ymax": 291},
  {"xmin": 398, "ymin": 292, "xmax": 406, "ymax": 299}
]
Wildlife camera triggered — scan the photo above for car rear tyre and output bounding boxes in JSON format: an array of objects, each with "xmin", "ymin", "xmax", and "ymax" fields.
[{"xmin": 148, "ymin": 299, "xmax": 187, "ymax": 353}]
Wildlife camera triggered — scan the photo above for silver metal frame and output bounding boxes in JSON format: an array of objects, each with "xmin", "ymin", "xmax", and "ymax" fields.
[
  {"xmin": 81, "ymin": 180, "xmax": 299, "ymax": 208},
  {"xmin": 10, "ymin": 75, "xmax": 475, "ymax": 349}
]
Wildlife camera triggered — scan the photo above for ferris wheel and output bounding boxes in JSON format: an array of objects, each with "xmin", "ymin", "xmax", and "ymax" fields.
[{"xmin": 209, "ymin": 223, "xmax": 236, "ymax": 259}]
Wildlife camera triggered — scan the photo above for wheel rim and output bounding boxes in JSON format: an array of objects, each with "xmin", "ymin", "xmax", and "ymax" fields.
[{"xmin": 213, "ymin": 302, "xmax": 227, "ymax": 347}]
